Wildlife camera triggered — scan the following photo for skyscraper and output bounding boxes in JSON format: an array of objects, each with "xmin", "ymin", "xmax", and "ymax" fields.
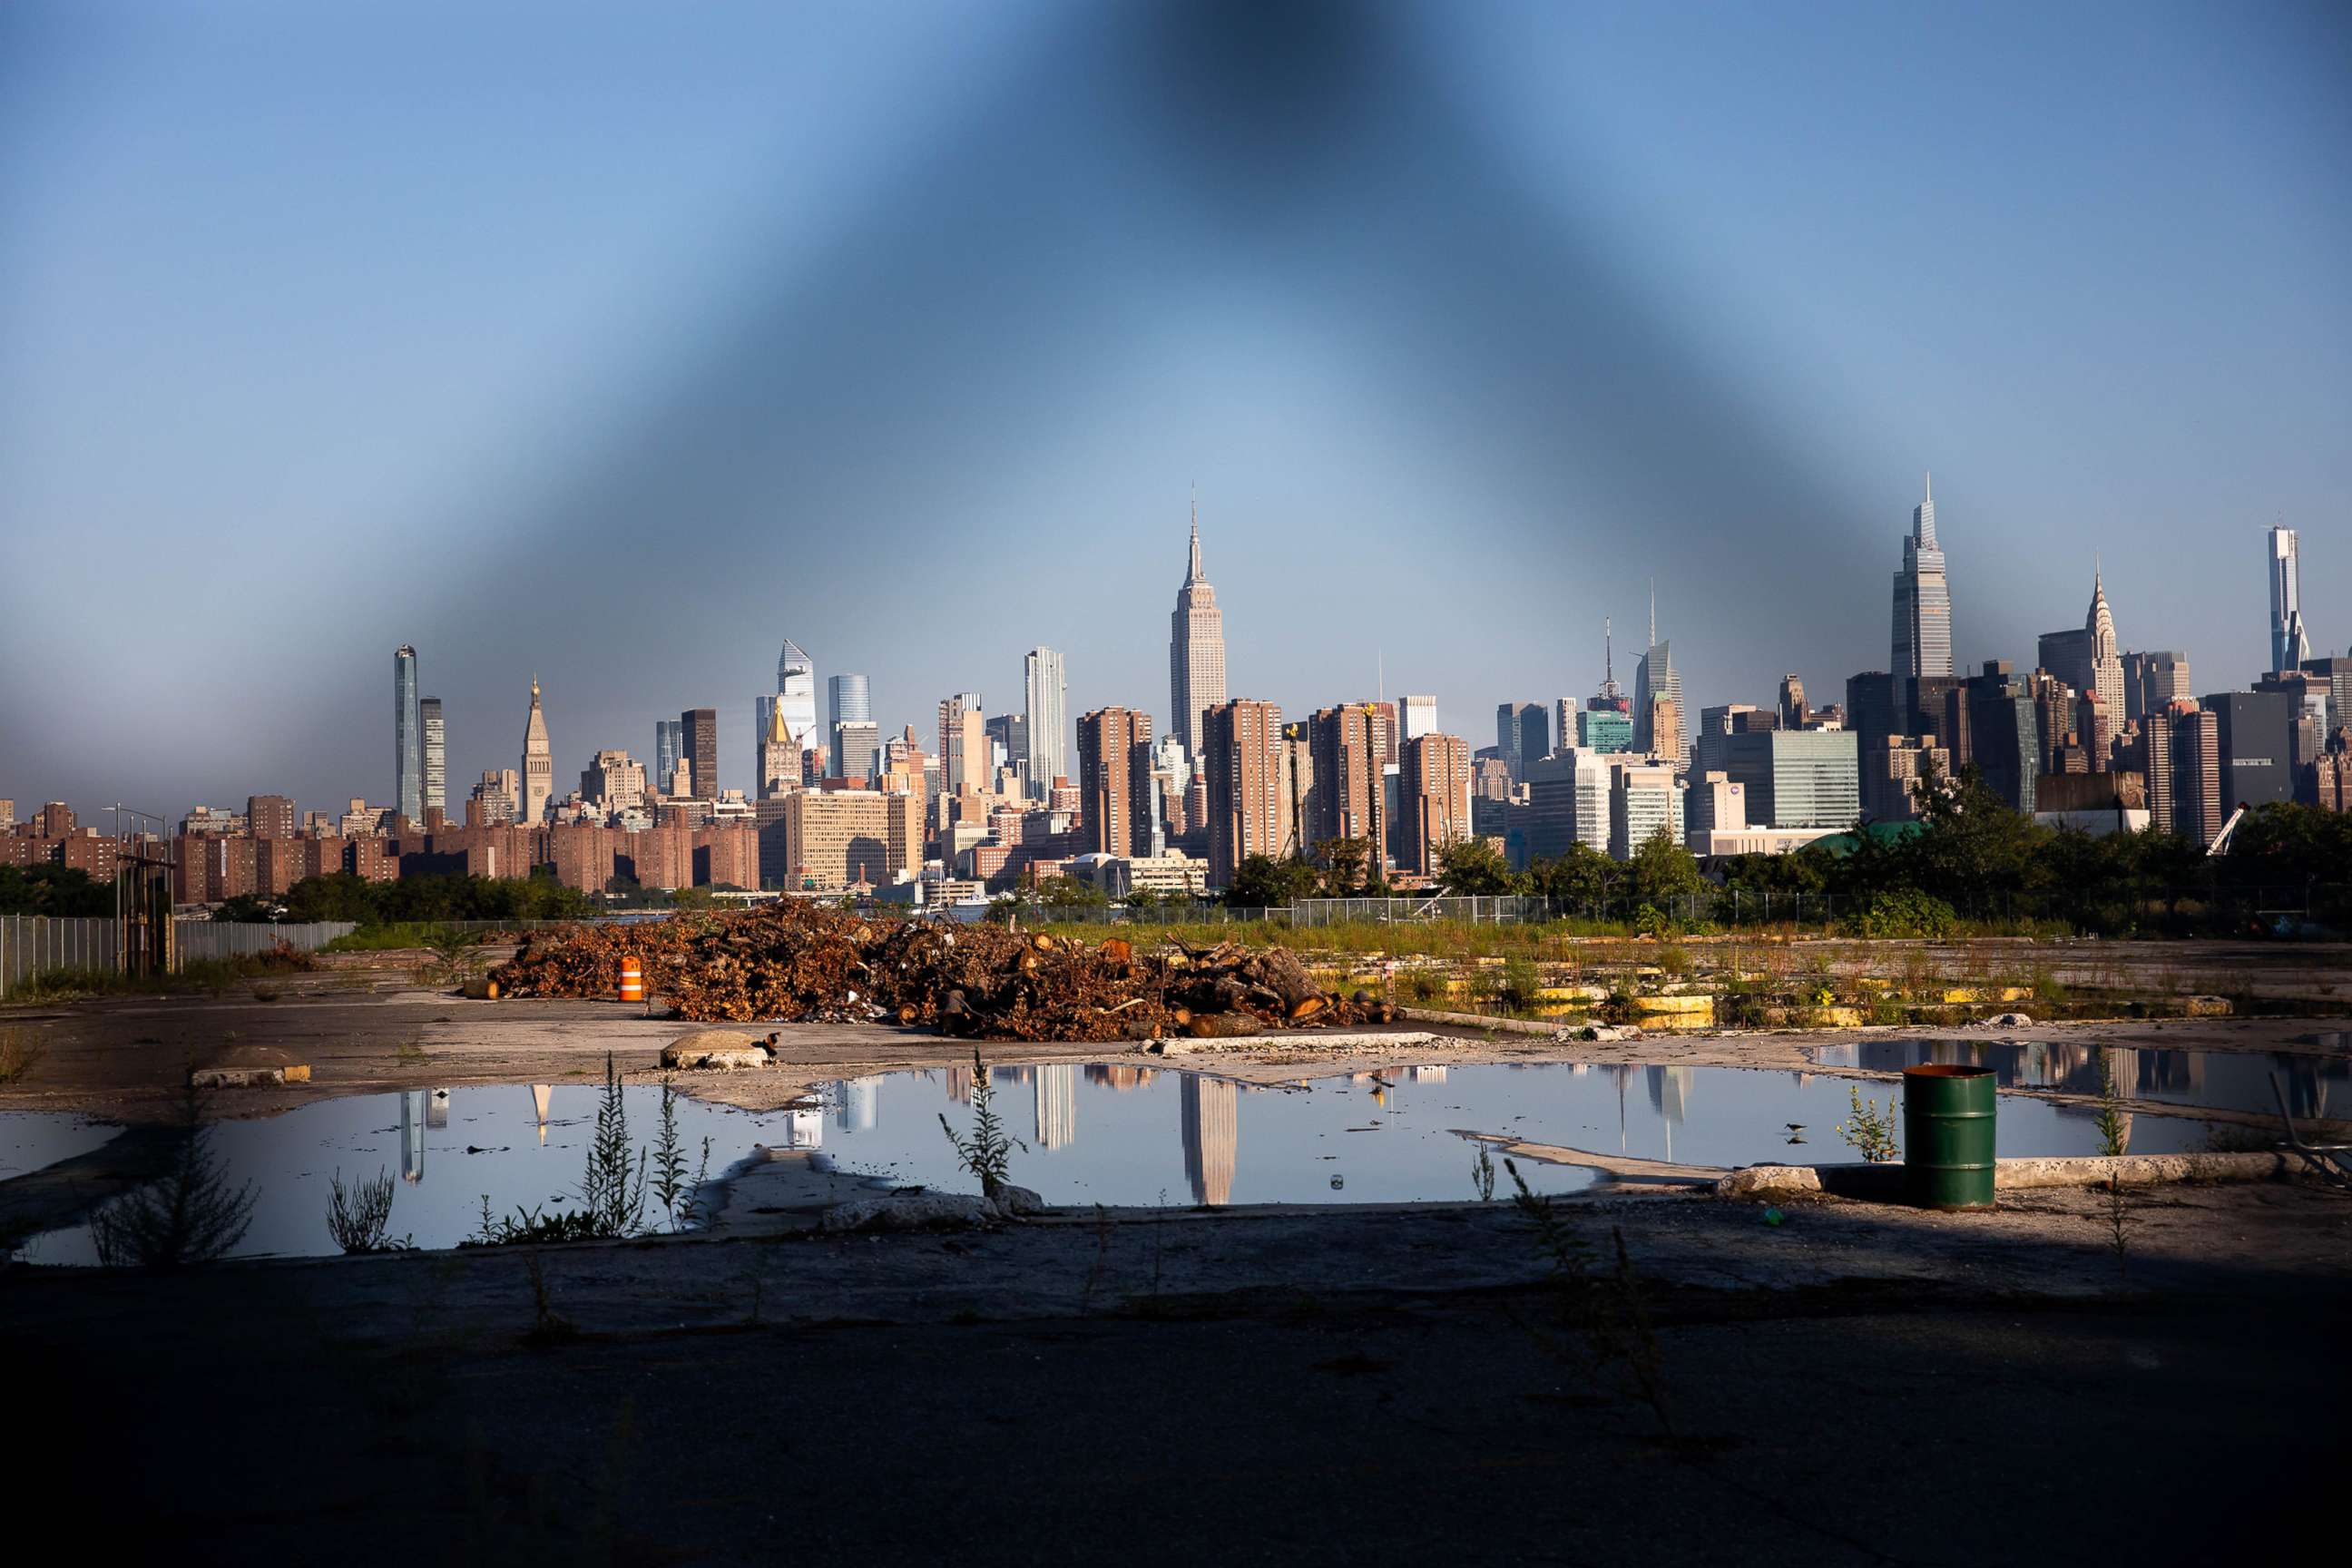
[
  {"xmin": 1168, "ymin": 493, "xmax": 1228, "ymax": 762},
  {"xmin": 681, "ymin": 708, "xmax": 718, "ymax": 799},
  {"xmin": 1632, "ymin": 587, "xmax": 1682, "ymax": 757},
  {"xmin": 828, "ymin": 673, "xmax": 871, "ymax": 736},
  {"xmin": 1495, "ymin": 702, "xmax": 1548, "ymax": 779},
  {"xmin": 776, "ymin": 638, "xmax": 819, "ymax": 749},
  {"xmin": 1892, "ymin": 475, "xmax": 1955, "ymax": 708},
  {"xmin": 1778, "ymin": 674, "xmax": 1808, "ymax": 730},
  {"xmin": 520, "ymin": 678, "xmax": 553, "ymax": 826},
  {"xmin": 2269, "ymin": 524, "xmax": 2308, "ymax": 675},
  {"xmin": 653, "ymin": 720, "xmax": 683, "ymax": 797},
  {"xmin": 937, "ymin": 692, "xmax": 986, "ymax": 794},
  {"xmin": 759, "ymin": 699, "xmax": 798, "ymax": 800},
  {"xmin": 393, "ymin": 645, "xmax": 421, "ymax": 823},
  {"xmin": 1024, "ymin": 646, "xmax": 1067, "ymax": 800},
  {"xmin": 419, "ymin": 696, "xmax": 446, "ymax": 820}
]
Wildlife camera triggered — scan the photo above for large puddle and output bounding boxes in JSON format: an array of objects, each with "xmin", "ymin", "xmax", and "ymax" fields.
[
  {"xmin": 1806, "ymin": 1040, "xmax": 2347, "ymax": 1122},
  {"xmin": 8, "ymin": 1084, "xmax": 769, "ymax": 1267},
  {"xmin": 0, "ymin": 1113, "xmax": 121, "ymax": 1180},
  {"xmin": 5, "ymin": 1053, "xmax": 2266, "ymax": 1263}
]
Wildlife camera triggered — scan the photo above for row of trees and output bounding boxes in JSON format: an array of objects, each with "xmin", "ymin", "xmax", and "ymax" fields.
[
  {"xmin": 1232, "ymin": 766, "xmax": 2350, "ymax": 932},
  {"xmin": 214, "ymin": 870, "xmax": 599, "ymax": 925},
  {"xmin": 0, "ymin": 865, "xmax": 118, "ymax": 917}
]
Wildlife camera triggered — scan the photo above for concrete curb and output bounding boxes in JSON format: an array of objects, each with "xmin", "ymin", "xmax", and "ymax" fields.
[{"xmin": 1716, "ymin": 1150, "xmax": 2297, "ymax": 1200}]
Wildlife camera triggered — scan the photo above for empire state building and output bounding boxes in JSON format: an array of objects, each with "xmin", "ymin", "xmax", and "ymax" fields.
[{"xmin": 1169, "ymin": 495, "xmax": 1228, "ymax": 760}]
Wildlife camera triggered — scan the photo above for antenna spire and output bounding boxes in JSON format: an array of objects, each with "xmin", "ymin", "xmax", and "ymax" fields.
[
  {"xmin": 1648, "ymin": 580, "xmax": 1656, "ymax": 649},
  {"xmin": 1186, "ymin": 484, "xmax": 1203, "ymax": 582}
]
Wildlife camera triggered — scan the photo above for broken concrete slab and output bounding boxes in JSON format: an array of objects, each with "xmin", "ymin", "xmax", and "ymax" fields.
[
  {"xmin": 189, "ymin": 1065, "xmax": 309, "ymax": 1089},
  {"xmin": 661, "ymin": 1030, "xmax": 776, "ymax": 1071}
]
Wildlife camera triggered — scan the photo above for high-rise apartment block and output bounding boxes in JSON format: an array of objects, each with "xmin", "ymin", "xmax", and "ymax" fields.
[
  {"xmin": 1892, "ymin": 475, "xmax": 1954, "ymax": 710},
  {"xmin": 1310, "ymin": 704, "xmax": 1392, "ymax": 858},
  {"xmin": 1168, "ymin": 502, "xmax": 1228, "ymax": 762},
  {"xmin": 1075, "ymin": 707, "xmax": 1155, "ymax": 858},
  {"xmin": 1023, "ymin": 647, "xmax": 1066, "ymax": 801},
  {"xmin": 393, "ymin": 645, "xmax": 422, "ymax": 824},
  {"xmin": 419, "ymin": 696, "xmax": 446, "ymax": 819},
  {"xmin": 1202, "ymin": 699, "xmax": 1281, "ymax": 889},
  {"xmin": 1399, "ymin": 732, "xmax": 1470, "ymax": 877}
]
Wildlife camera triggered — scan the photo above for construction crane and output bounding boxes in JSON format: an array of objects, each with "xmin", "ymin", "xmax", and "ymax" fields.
[{"xmin": 2206, "ymin": 805, "xmax": 2248, "ymax": 857}]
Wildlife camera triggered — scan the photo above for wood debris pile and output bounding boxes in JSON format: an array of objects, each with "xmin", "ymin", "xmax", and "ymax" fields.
[{"xmin": 488, "ymin": 906, "xmax": 1394, "ymax": 1040}]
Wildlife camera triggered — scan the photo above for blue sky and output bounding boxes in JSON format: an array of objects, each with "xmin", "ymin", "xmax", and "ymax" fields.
[{"xmin": 3, "ymin": 1, "xmax": 2346, "ymax": 814}]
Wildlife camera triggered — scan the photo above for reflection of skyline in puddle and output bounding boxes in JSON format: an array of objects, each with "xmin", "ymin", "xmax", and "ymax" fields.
[
  {"xmin": 1807, "ymin": 1041, "xmax": 2345, "ymax": 1122},
  {"xmin": 8, "ymin": 1047, "xmax": 2288, "ymax": 1261},
  {"xmin": 814, "ymin": 1060, "xmax": 2222, "ymax": 1210},
  {"xmin": 11, "ymin": 1084, "xmax": 772, "ymax": 1265}
]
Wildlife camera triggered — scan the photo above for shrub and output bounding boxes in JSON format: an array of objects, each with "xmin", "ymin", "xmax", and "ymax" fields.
[{"xmin": 1843, "ymin": 889, "xmax": 1957, "ymax": 940}]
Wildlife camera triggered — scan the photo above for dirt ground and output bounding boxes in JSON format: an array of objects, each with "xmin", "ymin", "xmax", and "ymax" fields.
[{"xmin": 4, "ymin": 940, "xmax": 2349, "ymax": 1562}]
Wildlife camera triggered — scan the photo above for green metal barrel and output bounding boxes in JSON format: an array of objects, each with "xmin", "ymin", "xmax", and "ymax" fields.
[{"xmin": 1902, "ymin": 1064, "xmax": 1997, "ymax": 1210}]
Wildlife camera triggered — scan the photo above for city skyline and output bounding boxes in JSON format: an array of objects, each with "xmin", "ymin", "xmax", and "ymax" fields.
[
  {"xmin": 4, "ymin": 5, "xmax": 2346, "ymax": 813},
  {"xmin": 3, "ymin": 497, "xmax": 2340, "ymax": 820}
]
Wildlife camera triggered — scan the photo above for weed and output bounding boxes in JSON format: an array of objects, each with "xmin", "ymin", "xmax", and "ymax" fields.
[
  {"xmin": 250, "ymin": 984, "xmax": 280, "ymax": 1003},
  {"xmin": 938, "ymin": 1048, "xmax": 1024, "ymax": 1199},
  {"xmin": 2094, "ymin": 1050, "xmax": 2130, "ymax": 1158},
  {"xmin": 577, "ymin": 1053, "xmax": 650, "ymax": 1236},
  {"xmin": 1079, "ymin": 1203, "xmax": 1113, "ymax": 1316},
  {"xmin": 2104, "ymin": 1178, "xmax": 2132, "ymax": 1284},
  {"xmin": 1836, "ymin": 1083, "xmax": 1901, "ymax": 1163},
  {"xmin": 520, "ymin": 1250, "xmax": 579, "ymax": 1345},
  {"xmin": 89, "ymin": 1084, "xmax": 256, "ymax": 1269},
  {"xmin": 326, "ymin": 1167, "xmax": 410, "ymax": 1253},
  {"xmin": 0, "ymin": 1025, "xmax": 43, "ymax": 1085},
  {"xmin": 468, "ymin": 1054, "xmax": 648, "ymax": 1244},
  {"xmin": 650, "ymin": 1076, "xmax": 714, "ymax": 1231},
  {"xmin": 1504, "ymin": 1159, "xmax": 1674, "ymax": 1439},
  {"xmin": 1472, "ymin": 1142, "xmax": 1497, "ymax": 1201}
]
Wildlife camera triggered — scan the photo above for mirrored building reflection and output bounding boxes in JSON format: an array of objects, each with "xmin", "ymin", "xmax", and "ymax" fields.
[
  {"xmin": 399, "ymin": 1090, "xmax": 426, "ymax": 1184},
  {"xmin": 1034, "ymin": 1064, "xmax": 1076, "ymax": 1150},
  {"xmin": 1181, "ymin": 1074, "xmax": 1238, "ymax": 1206}
]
